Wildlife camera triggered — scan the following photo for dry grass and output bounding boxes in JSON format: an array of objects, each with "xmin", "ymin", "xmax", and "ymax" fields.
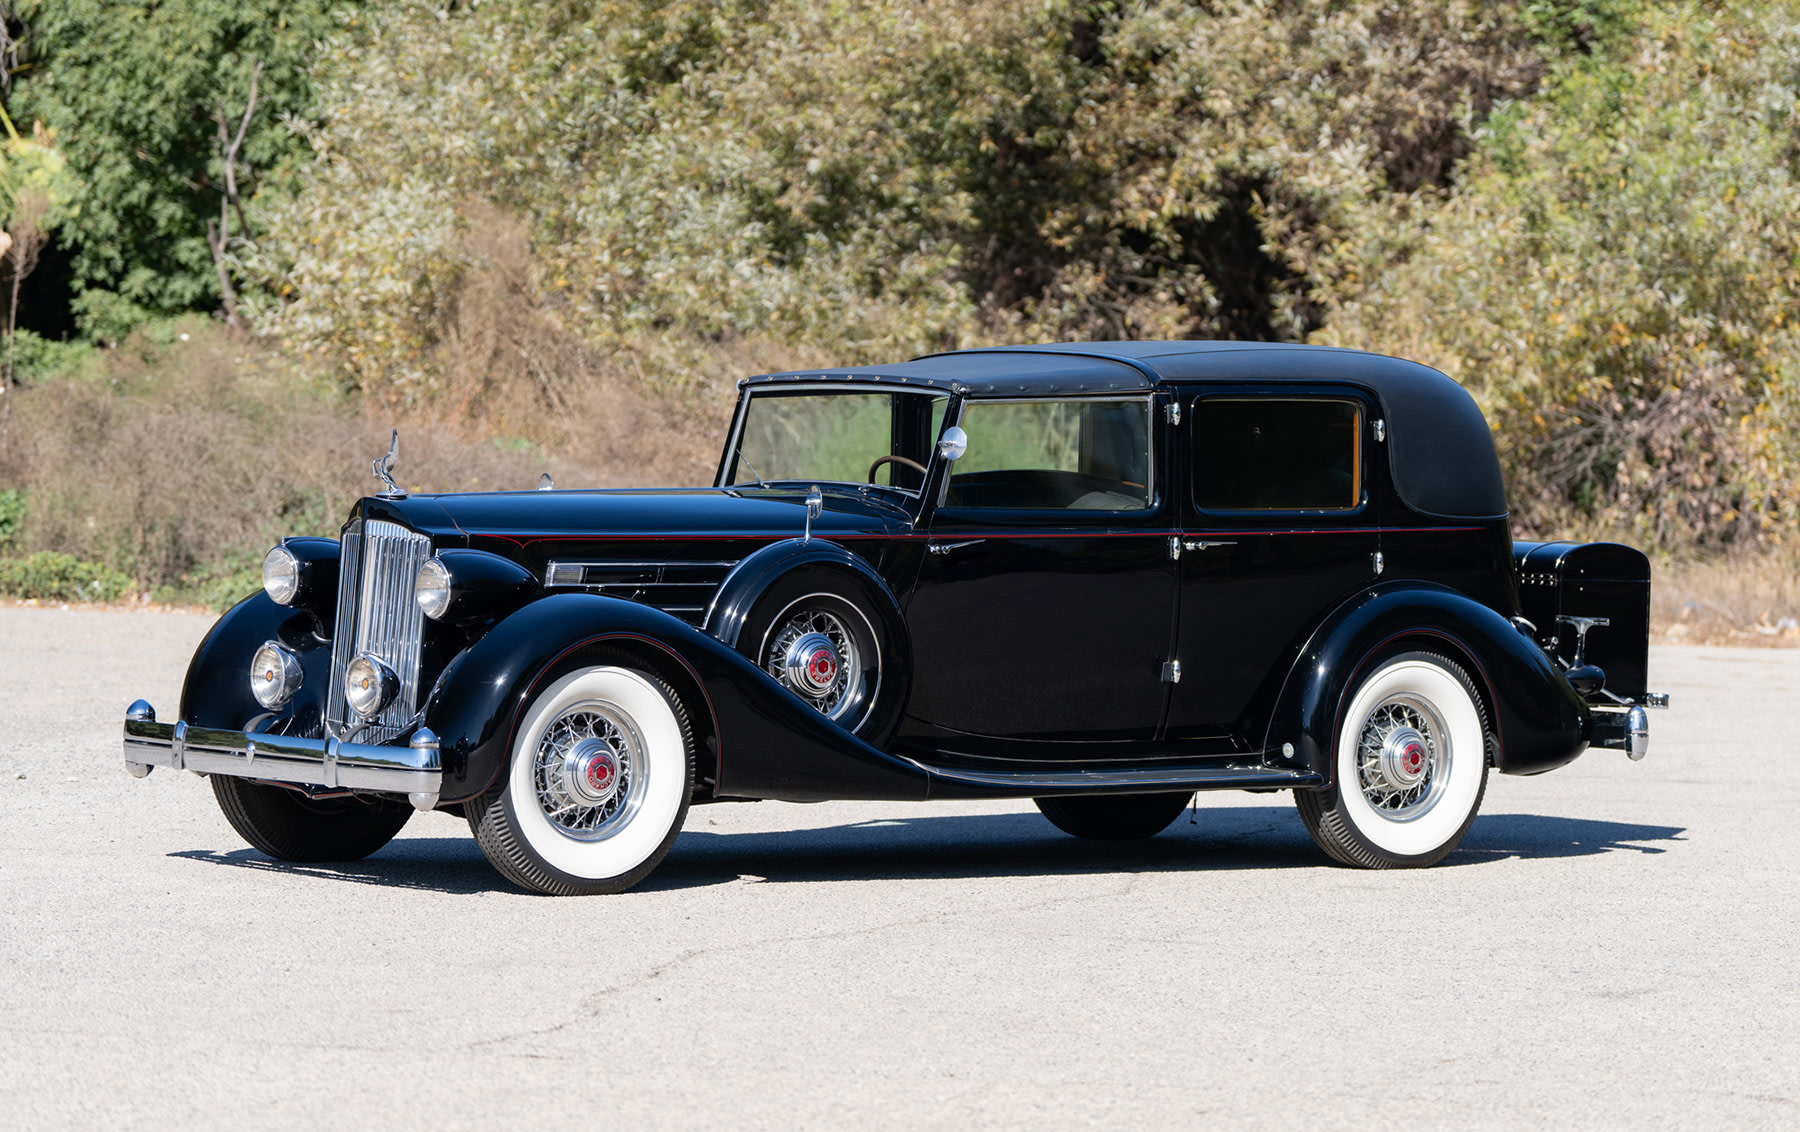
[
  {"xmin": 0, "ymin": 311, "xmax": 735, "ymax": 604},
  {"xmin": 1652, "ymin": 550, "xmax": 1800, "ymax": 646}
]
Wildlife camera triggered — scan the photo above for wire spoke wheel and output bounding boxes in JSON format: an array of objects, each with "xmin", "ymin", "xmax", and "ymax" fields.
[
  {"xmin": 764, "ymin": 605, "xmax": 865, "ymax": 722},
  {"xmin": 1295, "ymin": 651, "xmax": 1489, "ymax": 868},
  {"xmin": 1354, "ymin": 694, "xmax": 1449, "ymax": 820},
  {"xmin": 530, "ymin": 702, "xmax": 646, "ymax": 841},
  {"xmin": 468, "ymin": 662, "xmax": 693, "ymax": 896}
]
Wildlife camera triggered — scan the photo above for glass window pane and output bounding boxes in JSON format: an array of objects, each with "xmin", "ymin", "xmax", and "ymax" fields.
[
  {"xmin": 947, "ymin": 399, "xmax": 1150, "ymax": 510},
  {"xmin": 1192, "ymin": 399, "xmax": 1361, "ymax": 511},
  {"xmin": 731, "ymin": 390, "xmax": 947, "ymax": 491}
]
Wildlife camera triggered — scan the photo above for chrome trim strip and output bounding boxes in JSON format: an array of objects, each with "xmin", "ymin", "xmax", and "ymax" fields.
[
  {"xmin": 122, "ymin": 704, "xmax": 440, "ymax": 796},
  {"xmin": 915, "ymin": 762, "xmax": 1322, "ymax": 792}
]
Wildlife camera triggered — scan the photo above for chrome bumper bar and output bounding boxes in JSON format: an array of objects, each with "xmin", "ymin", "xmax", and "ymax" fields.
[{"xmin": 122, "ymin": 700, "xmax": 443, "ymax": 811}]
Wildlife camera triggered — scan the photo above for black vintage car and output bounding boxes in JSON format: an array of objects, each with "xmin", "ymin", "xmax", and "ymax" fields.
[{"xmin": 123, "ymin": 342, "xmax": 1666, "ymax": 893}]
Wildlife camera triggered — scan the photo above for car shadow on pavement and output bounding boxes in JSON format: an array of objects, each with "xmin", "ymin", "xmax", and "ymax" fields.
[
  {"xmin": 642, "ymin": 806, "xmax": 1689, "ymax": 890},
  {"xmin": 168, "ymin": 839, "xmax": 506, "ymax": 895},
  {"xmin": 165, "ymin": 807, "xmax": 1686, "ymax": 895}
]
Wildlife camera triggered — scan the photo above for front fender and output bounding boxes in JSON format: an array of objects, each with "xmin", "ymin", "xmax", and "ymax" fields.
[
  {"xmin": 179, "ymin": 592, "xmax": 333, "ymax": 731},
  {"xmin": 1262, "ymin": 582, "xmax": 1590, "ymax": 782},
  {"xmin": 422, "ymin": 593, "xmax": 930, "ymax": 804}
]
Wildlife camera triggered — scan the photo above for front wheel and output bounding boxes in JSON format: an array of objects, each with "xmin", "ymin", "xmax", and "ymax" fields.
[
  {"xmin": 212, "ymin": 776, "xmax": 412, "ymax": 862},
  {"xmin": 468, "ymin": 661, "xmax": 694, "ymax": 895},
  {"xmin": 1295, "ymin": 650, "xmax": 1490, "ymax": 868}
]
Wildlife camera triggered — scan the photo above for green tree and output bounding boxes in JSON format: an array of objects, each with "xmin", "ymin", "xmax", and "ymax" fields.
[{"xmin": 6, "ymin": 0, "xmax": 353, "ymax": 323}]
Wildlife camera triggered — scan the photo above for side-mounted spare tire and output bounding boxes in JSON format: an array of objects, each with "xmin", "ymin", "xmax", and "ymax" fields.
[{"xmin": 730, "ymin": 563, "xmax": 909, "ymax": 744}]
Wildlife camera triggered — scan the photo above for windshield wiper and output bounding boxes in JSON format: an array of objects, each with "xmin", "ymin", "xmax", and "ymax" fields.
[{"xmin": 734, "ymin": 447, "xmax": 767, "ymax": 489}]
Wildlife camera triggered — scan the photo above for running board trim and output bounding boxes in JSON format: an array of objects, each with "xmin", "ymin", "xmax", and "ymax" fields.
[{"xmin": 917, "ymin": 762, "xmax": 1322, "ymax": 798}]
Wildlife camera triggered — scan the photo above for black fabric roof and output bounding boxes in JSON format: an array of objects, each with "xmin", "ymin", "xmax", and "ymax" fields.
[{"xmin": 745, "ymin": 341, "xmax": 1508, "ymax": 519}]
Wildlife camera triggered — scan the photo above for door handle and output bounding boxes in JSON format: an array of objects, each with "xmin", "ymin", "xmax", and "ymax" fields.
[
  {"xmin": 927, "ymin": 539, "xmax": 985, "ymax": 556},
  {"xmin": 1182, "ymin": 540, "xmax": 1237, "ymax": 551}
]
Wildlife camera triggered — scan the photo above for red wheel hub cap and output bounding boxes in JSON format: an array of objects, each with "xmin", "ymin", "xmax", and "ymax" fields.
[
  {"xmin": 806, "ymin": 647, "xmax": 837, "ymax": 688},
  {"xmin": 1400, "ymin": 740, "xmax": 1425, "ymax": 775},
  {"xmin": 584, "ymin": 752, "xmax": 616, "ymax": 793}
]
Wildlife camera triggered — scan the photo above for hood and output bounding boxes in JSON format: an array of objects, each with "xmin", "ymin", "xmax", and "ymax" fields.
[{"xmin": 357, "ymin": 486, "xmax": 911, "ymax": 549}]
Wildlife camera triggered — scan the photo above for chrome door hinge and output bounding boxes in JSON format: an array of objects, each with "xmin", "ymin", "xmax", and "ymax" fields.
[
  {"xmin": 1372, "ymin": 550, "xmax": 1385, "ymax": 576},
  {"xmin": 1161, "ymin": 660, "xmax": 1182, "ymax": 684},
  {"xmin": 1169, "ymin": 535, "xmax": 1181, "ymax": 560},
  {"xmin": 1373, "ymin": 419, "xmax": 1386, "ymax": 443},
  {"xmin": 1165, "ymin": 401, "xmax": 1182, "ymax": 425}
]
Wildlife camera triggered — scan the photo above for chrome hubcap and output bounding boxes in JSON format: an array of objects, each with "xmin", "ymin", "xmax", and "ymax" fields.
[
  {"xmin": 766, "ymin": 608, "xmax": 863, "ymax": 722},
  {"xmin": 533, "ymin": 703, "xmax": 645, "ymax": 840},
  {"xmin": 1356, "ymin": 696, "xmax": 1448, "ymax": 820},
  {"xmin": 561, "ymin": 737, "xmax": 623, "ymax": 808},
  {"xmin": 783, "ymin": 632, "xmax": 840, "ymax": 695}
]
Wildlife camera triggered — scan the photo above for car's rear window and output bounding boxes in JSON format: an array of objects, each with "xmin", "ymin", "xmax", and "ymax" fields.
[
  {"xmin": 1192, "ymin": 398, "xmax": 1362, "ymax": 511},
  {"xmin": 947, "ymin": 398, "xmax": 1151, "ymax": 511}
]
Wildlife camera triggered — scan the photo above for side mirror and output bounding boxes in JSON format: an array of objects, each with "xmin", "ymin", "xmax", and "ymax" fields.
[{"xmin": 937, "ymin": 426, "xmax": 968, "ymax": 463}]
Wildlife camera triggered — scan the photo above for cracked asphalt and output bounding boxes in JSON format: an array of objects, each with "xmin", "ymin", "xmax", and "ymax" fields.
[{"xmin": 2, "ymin": 606, "xmax": 1797, "ymax": 1130}]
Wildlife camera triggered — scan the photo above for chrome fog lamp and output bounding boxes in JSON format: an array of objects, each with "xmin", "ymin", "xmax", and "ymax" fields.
[
  {"xmin": 249, "ymin": 641, "xmax": 303, "ymax": 710},
  {"xmin": 344, "ymin": 652, "xmax": 400, "ymax": 719},
  {"xmin": 415, "ymin": 557, "xmax": 452, "ymax": 621},
  {"xmin": 262, "ymin": 545, "xmax": 301, "ymax": 605}
]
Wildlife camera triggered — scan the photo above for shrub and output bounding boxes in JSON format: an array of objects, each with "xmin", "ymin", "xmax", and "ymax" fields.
[{"xmin": 0, "ymin": 550, "xmax": 133, "ymax": 602}]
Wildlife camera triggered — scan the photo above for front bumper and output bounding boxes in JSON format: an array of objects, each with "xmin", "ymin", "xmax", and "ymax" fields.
[{"xmin": 121, "ymin": 701, "xmax": 443, "ymax": 811}]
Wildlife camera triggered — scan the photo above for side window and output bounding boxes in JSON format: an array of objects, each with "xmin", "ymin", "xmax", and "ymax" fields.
[
  {"xmin": 946, "ymin": 398, "xmax": 1151, "ymax": 510},
  {"xmin": 1192, "ymin": 398, "xmax": 1362, "ymax": 512}
]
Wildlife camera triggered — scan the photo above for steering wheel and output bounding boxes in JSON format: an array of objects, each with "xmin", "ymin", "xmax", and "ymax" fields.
[{"xmin": 868, "ymin": 454, "xmax": 929, "ymax": 484}]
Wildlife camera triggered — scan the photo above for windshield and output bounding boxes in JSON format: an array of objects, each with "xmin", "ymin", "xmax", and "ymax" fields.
[{"xmin": 726, "ymin": 388, "xmax": 950, "ymax": 493}]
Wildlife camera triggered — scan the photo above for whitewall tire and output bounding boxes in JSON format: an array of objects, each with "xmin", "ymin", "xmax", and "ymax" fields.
[
  {"xmin": 468, "ymin": 662, "xmax": 694, "ymax": 895},
  {"xmin": 1295, "ymin": 651, "xmax": 1490, "ymax": 868}
]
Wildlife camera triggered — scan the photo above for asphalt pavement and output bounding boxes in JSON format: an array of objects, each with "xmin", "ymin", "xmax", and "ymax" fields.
[{"xmin": 1, "ymin": 606, "xmax": 1795, "ymax": 1130}]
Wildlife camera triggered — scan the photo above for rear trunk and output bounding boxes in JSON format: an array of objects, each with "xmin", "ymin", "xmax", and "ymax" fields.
[{"xmin": 1512, "ymin": 541, "xmax": 1651, "ymax": 702}]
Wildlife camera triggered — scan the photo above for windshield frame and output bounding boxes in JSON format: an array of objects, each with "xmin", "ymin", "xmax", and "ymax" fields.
[{"xmin": 715, "ymin": 382, "xmax": 953, "ymax": 498}]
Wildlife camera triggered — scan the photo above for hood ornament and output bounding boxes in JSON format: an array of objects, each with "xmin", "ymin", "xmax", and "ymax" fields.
[{"xmin": 372, "ymin": 430, "xmax": 405, "ymax": 499}]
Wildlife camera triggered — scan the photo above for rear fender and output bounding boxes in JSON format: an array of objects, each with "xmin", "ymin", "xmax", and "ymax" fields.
[
  {"xmin": 422, "ymin": 593, "xmax": 929, "ymax": 804},
  {"xmin": 1262, "ymin": 582, "xmax": 1590, "ymax": 782}
]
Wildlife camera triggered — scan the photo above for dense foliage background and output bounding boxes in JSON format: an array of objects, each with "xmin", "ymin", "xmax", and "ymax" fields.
[{"xmin": 0, "ymin": 0, "xmax": 1797, "ymax": 626}]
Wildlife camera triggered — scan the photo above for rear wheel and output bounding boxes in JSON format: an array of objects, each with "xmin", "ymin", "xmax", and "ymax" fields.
[
  {"xmin": 1294, "ymin": 650, "xmax": 1490, "ymax": 868},
  {"xmin": 468, "ymin": 661, "xmax": 694, "ymax": 896},
  {"xmin": 1035, "ymin": 792, "xmax": 1193, "ymax": 840},
  {"xmin": 212, "ymin": 776, "xmax": 411, "ymax": 862}
]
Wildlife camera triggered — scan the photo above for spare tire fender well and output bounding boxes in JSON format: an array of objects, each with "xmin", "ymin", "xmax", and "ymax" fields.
[{"xmin": 705, "ymin": 537, "xmax": 908, "ymax": 653}]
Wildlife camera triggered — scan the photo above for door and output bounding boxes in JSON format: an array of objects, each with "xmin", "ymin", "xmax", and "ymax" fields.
[
  {"xmin": 1166, "ymin": 391, "xmax": 1382, "ymax": 743},
  {"xmin": 904, "ymin": 395, "xmax": 1177, "ymax": 746}
]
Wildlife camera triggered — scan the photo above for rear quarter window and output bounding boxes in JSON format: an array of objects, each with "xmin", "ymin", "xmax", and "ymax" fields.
[{"xmin": 1192, "ymin": 398, "xmax": 1362, "ymax": 511}]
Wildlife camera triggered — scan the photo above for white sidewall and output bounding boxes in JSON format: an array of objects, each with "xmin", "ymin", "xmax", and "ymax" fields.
[
  {"xmin": 1336, "ymin": 659, "xmax": 1485, "ymax": 857},
  {"xmin": 506, "ymin": 667, "xmax": 688, "ymax": 880}
]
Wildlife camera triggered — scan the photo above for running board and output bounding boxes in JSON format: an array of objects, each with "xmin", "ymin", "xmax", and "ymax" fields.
[{"xmin": 920, "ymin": 762, "xmax": 1322, "ymax": 799}]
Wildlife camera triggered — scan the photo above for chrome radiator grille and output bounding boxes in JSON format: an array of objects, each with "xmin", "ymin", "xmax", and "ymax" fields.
[{"xmin": 325, "ymin": 518, "xmax": 433, "ymax": 743}]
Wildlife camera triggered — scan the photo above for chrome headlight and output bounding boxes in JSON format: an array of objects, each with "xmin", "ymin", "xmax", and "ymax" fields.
[
  {"xmin": 344, "ymin": 652, "xmax": 399, "ymax": 719},
  {"xmin": 262, "ymin": 545, "xmax": 301, "ymax": 605},
  {"xmin": 415, "ymin": 557, "xmax": 452, "ymax": 620},
  {"xmin": 249, "ymin": 641, "xmax": 303, "ymax": 710}
]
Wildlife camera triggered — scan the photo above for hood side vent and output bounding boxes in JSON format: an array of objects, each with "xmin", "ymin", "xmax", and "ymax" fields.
[{"xmin": 544, "ymin": 559, "xmax": 736, "ymax": 624}]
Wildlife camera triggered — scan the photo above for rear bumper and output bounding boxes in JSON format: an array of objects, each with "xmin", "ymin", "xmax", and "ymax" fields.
[
  {"xmin": 122, "ymin": 700, "xmax": 442, "ymax": 811},
  {"xmin": 1588, "ymin": 693, "xmax": 1667, "ymax": 762}
]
